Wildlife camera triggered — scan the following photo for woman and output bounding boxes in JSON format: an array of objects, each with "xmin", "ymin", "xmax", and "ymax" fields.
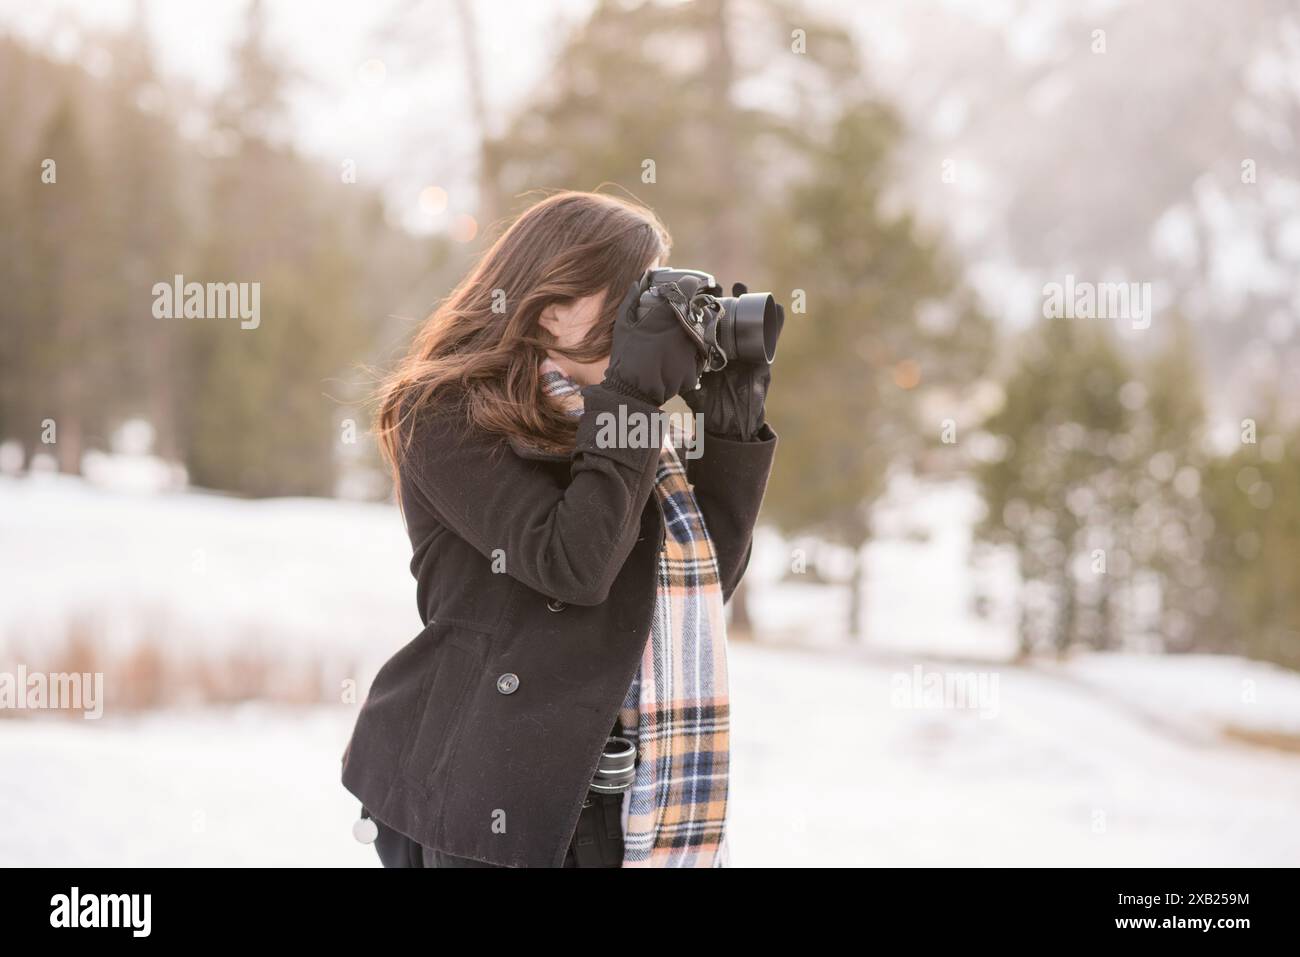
[{"xmin": 341, "ymin": 190, "xmax": 777, "ymax": 867}]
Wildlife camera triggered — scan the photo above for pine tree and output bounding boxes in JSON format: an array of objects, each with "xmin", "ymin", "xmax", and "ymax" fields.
[
  {"xmin": 763, "ymin": 98, "xmax": 992, "ymax": 638},
  {"xmin": 1200, "ymin": 405, "xmax": 1300, "ymax": 670},
  {"xmin": 184, "ymin": 0, "xmax": 369, "ymax": 496},
  {"xmin": 103, "ymin": 3, "xmax": 189, "ymax": 462},
  {"xmin": 22, "ymin": 92, "xmax": 109, "ymax": 473},
  {"xmin": 1125, "ymin": 313, "xmax": 1214, "ymax": 653},
  {"xmin": 975, "ymin": 318, "xmax": 1133, "ymax": 655}
]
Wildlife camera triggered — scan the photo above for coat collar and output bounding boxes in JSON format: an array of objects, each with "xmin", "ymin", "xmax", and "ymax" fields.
[{"xmin": 507, "ymin": 435, "xmax": 570, "ymax": 462}]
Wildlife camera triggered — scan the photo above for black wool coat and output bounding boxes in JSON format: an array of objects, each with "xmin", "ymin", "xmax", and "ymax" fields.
[{"xmin": 340, "ymin": 382, "xmax": 777, "ymax": 867}]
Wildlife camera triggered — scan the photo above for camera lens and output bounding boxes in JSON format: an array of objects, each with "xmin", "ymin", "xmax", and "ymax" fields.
[
  {"xmin": 590, "ymin": 735, "xmax": 636, "ymax": 793},
  {"xmin": 719, "ymin": 292, "xmax": 783, "ymax": 364}
]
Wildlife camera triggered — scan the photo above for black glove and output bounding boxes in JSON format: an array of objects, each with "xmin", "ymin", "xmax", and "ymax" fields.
[
  {"xmin": 601, "ymin": 277, "xmax": 706, "ymax": 407},
  {"xmin": 683, "ymin": 359, "xmax": 771, "ymax": 442},
  {"xmin": 681, "ymin": 286, "xmax": 777, "ymax": 441}
]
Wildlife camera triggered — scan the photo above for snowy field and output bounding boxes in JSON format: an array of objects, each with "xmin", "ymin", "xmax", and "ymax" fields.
[
  {"xmin": 2, "ymin": 473, "xmax": 1300, "ymax": 866},
  {"xmin": 4, "ymin": 647, "xmax": 1300, "ymax": 867}
]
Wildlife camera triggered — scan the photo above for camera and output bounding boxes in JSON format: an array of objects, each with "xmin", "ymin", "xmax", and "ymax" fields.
[
  {"xmin": 589, "ymin": 735, "xmax": 636, "ymax": 794},
  {"xmin": 640, "ymin": 267, "xmax": 784, "ymax": 372}
]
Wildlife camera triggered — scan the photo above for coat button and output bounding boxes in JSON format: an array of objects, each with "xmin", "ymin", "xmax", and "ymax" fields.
[
  {"xmin": 547, "ymin": 598, "xmax": 567, "ymax": 612},
  {"xmin": 496, "ymin": 673, "xmax": 520, "ymax": 695}
]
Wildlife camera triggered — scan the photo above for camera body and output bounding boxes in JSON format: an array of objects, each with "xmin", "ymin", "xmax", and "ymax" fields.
[{"xmin": 641, "ymin": 267, "xmax": 784, "ymax": 372}]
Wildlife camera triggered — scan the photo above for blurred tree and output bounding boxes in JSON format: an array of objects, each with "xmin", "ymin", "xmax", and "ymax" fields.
[
  {"xmin": 975, "ymin": 318, "xmax": 1134, "ymax": 656},
  {"xmin": 1123, "ymin": 313, "xmax": 1215, "ymax": 654},
  {"xmin": 489, "ymin": 0, "xmax": 859, "ymax": 263},
  {"xmin": 210, "ymin": 0, "xmax": 291, "ymax": 142},
  {"xmin": 763, "ymin": 99, "xmax": 992, "ymax": 638},
  {"xmin": 972, "ymin": 311, "xmax": 1272, "ymax": 663},
  {"xmin": 0, "ymin": 8, "xmax": 431, "ymax": 497},
  {"xmin": 488, "ymin": 0, "xmax": 900, "ymax": 635},
  {"xmin": 0, "ymin": 40, "xmax": 102, "ymax": 468},
  {"xmin": 21, "ymin": 92, "xmax": 111, "ymax": 473},
  {"xmin": 103, "ymin": 0, "xmax": 190, "ymax": 462},
  {"xmin": 1200, "ymin": 409, "xmax": 1300, "ymax": 670},
  {"xmin": 0, "ymin": 40, "xmax": 33, "ymax": 463},
  {"xmin": 183, "ymin": 0, "xmax": 372, "ymax": 496}
]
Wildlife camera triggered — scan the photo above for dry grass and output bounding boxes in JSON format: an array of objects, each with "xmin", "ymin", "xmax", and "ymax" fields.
[
  {"xmin": 1220, "ymin": 723, "xmax": 1300, "ymax": 755},
  {"xmin": 0, "ymin": 609, "xmax": 357, "ymax": 717}
]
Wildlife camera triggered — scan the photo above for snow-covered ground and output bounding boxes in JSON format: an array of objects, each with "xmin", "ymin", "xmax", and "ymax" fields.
[
  {"xmin": 3, "ymin": 645, "xmax": 1300, "ymax": 866},
  {"xmin": 0, "ymin": 471, "xmax": 1021, "ymax": 673},
  {"xmin": 2, "ymin": 472, "xmax": 1299, "ymax": 866},
  {"xmin": 745, "ymin": 474, "xmax": 1022, "ymax": 660},
  {"xmin": 0, "ymin": 473, "xmax": 414, "ymax": 673}
]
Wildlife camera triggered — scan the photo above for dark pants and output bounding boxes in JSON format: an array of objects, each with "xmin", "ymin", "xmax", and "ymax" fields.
[{"xmin": 365, "ymin": 791, "xmax": 625, "ymax": 868}]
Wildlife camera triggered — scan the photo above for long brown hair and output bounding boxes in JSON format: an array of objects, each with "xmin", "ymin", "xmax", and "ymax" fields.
[{"xmin": 376, "ymin": 191, "xmax": 671, "ymax": 478}]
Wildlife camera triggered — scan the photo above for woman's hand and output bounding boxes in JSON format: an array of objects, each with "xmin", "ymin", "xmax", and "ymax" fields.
[
  {"xmin": 601, "ymin": 277, "xmax": 706, "ymax": 407},
  {"xmin": 682, "ymin": 360, "xmax": 771, "ymax": 442}
]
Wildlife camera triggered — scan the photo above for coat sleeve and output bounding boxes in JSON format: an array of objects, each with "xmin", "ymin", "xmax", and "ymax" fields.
[
  {"xmin": 685, "ymin": 422, "xmax": 778, "ymax": 603},
  {"xmin": 400, "ymin": 383, "xmax": 665, "ymax": 606}
]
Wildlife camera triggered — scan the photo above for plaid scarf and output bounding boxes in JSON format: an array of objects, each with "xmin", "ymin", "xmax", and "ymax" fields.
[{"xmin": 539, "ymin": 358, "xmax": 731, "ymax": 867}]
